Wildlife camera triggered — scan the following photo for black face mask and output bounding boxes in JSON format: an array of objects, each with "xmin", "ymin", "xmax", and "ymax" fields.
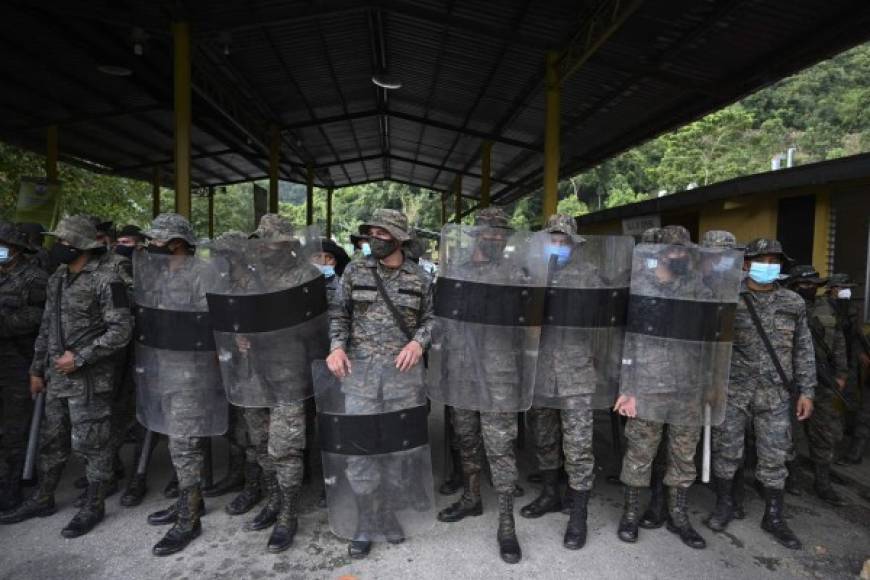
[
  {"xmin": 795, "ymin": 286, "xmax": 817, "ymax": 301},
  {"xmin": 114, "ymin": 245, "xmax": 135, "ymax": 258},
  {"xmin": 477, "ymin": 239, "xmax": 506, "ymax": 262},
  {"xmin": 369, "ymin": 237, "xmax": 398, "ymax": 259},
  {"xmin": 51, "ymin": 243, "xmax": 81, "ymax": 265},
  {"xmin": 667, "ymin": 256, "xmax": 690, "ymax": 275},
  {"xmin": 146, "ymin": 244, "xmax": 172, "ymax": 255}
]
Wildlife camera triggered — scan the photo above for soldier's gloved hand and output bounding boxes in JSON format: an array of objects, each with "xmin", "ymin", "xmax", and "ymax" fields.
[
  {"xmin": 54, "ymin": 350, "xmax": 77, "ymax": 375},
  {"xmin": 613, "ymin": 394, "xmax": 637, "ymax": 418},
  {"xmin": 796, "ymin": 395, "xmax": 813, "ymax": 422},
  {"xmin": 327, "ymin": 348, "xmax": 352, "ymax": 378},
  {"xmin": 395, "ymin": 340, "xmax": 423, "ymax": 372},
  {"xmin": 29, "ymin": 375, "xmax": 45, "ymax": 397}
]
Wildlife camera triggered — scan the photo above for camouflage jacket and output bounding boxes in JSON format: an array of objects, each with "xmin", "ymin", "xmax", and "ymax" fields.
[
  {"xmin": 806, "ymin": 297, "xmax": 848, "ymax": 378},
  {"xmin": 100, "ymin": 250, "xmax": 134, "ymax": 289},
  {"xmin": 31, "ymin": 255, "xmax": 133, "ymax": 398},
  {"xmin": 0, "ymin": 255, "xmax": 48, "ymax": 341},
  {"xmin": 730, "ymin": 282, "xmax": 816, "ymax": 403}
]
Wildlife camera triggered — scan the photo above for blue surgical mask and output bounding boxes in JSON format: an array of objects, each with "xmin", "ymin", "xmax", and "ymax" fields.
[
  {"xmin": 361, "ymin": 242, "xmax": 371, "ymax": 257},
  {"xmin": 748, "ymin": 262, "xmax": 781, "ymax": 285},
  {"xmin": 317, "ymin": 264, "xmax": 335, "ymax": 278},
  {"xmin": 546, "ymin": 244, "xmax": 571, "ymax": 266},
  {"xmin": 0, "ymin": 245, "xmax": 9, "ymax": 264},
  {"xmin": 712, "ymin": 256, "xmax": 736, "ymax": 273}
]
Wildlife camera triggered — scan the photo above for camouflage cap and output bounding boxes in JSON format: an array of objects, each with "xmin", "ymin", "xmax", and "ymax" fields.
[
  {"xmin": 116, "ymin": 224, "xmax": 143, "ymax": 239},
  {"xmin": 215, "ymin": 230, "xmax": 247, "ymax": 243},
  {"xmin": 359, "ymin": 208, "xmax": 411, "ymax": 242},
  {"xmin": 143, "ymin": 213, "xmax": 197, "ymax": 246},
  {"xmin": 473, "ymin": 207, "xmax": 512, "ymax": 230},
  {"xmin": 787, "ymin": 264, "xmax": 826, "ymax": 285},
  {"xmin": 826, "ymin": 273, "xmax": 858, "ymax": 288},
  {"xmin": 702, "ymin": 230, "xmax": 738, "ymax": 249},
  {"xmin": 544, "ymin": 214, "xmax": 584, "ymax": 242},
  {"xmin": 0, "ymin": 220, "xmax": 33, "ymax": 252},
  {"xmin": 252, "ymin": 214, "xmax": 295, "ymax": 242},
  {"xmin": 744, "ymin": 238, "xmax": 791, "ymax": 261},
  {"xmin": 659, "ymin": 225, "xmax": 693, "ymax": 246},
  {"xmin": 46, "ymin": 215, "xmax": 104, "ymax": 251},
  {"xmin": 640, "ymin": 227, "xmax": 662, "ymax": 244}
]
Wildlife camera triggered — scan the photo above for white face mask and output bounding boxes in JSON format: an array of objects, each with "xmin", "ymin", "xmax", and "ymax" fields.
[
  {"xmin": 645, "ymin": 258, "xmax": 658, "ymax": 269},
  {"xmin": 837, "ymin": 289, "xmax": 851, "ymax": 300},
  {"xmin": 0, "ymin": 245, "xmax": 9, "ymax": 263}
]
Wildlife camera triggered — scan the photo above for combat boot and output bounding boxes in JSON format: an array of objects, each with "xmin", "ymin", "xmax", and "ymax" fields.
[
  {"xmin": 348, "ymin": 493, "xmax": 377, "ymax": 559},
  {"xmin": 245, "ymin": 472, "xmax": 281, "ymax": 531},
  {"xmin": 732, "ymin": 466, "xmax": 746, "ymax": 519},
  {"xmin": 147, "ymin": 492, "xmax": 206, "ymax": 525},
  {"xmin": 437, "ymin": 472, "xmax": 482, "ymax": 522},
  {"xmin": 152, "ymin": 485, "xmax": 202, "ymax": 556},
  {"xmin": 639, "ymin": 472, "xmax": 667, "ymax": 529},
  {"xmin": 838, "ymin": 437, "xmax": 866, "ymax": 465},
  {"xmin": 813, "ymin": 463, "xmax": 846, "ymax": 507},
  {"xmin": 267, "ymin": 487, "xmax": 300, "ymax": 553},
  {"xmin": 163, "ymin": 471, "xmax": 179, "ymax": 499},
  {"xmin": 73, "ymin": 476, "xmax": 118, "ymax": 508},
  {"xmin": 520, "ymin": 469, "xmax": 562, "ymax": 518},
  {"xmin": 0, "ymin": 470, "xmax": 23, "ymax": 512},
  {"xmin": 438, "ymin": 448, "xmax": 463, "ymax": 495},
  {"xmin": 666, "ymin": 487, "xmax": 706, "ymax": 549},
  {"xmin": 563, "ymin": 488, "xmax": 589, "ymax": 550},
  {"xmin": 496, "ymin": 493, "xmax": 521, "ymax": 564},
  {"xmin": 203, "ymin": 445, "xmax": 245, "ymax": 498},
  {"xmin": 120, "ymin": 474, "xmax": 147, "ymax": 507},
  {"xmin": 225, "ymin": 461, "xmax": 262, "ymax": 515},
  {"xmin": 761, "ymin": 487, "xmax": 801, "ymax": 549},
  {"xmin": 61, "ymin": 481, "xmax": 105, "ymax": 538},
  {"xmin": 0, "ymin": 466, "xmax": 61, "ymax": 524},
  {"xmin": 784, "ymin": 460, "xmax": 801, "ymax": 496},
  {"xmin": 617, "ymin": 486, "xmax": 641, "ymax": 543},
  {"xmin": 705, "ymin": 477, "xmax": 734, "ymax": 532}
]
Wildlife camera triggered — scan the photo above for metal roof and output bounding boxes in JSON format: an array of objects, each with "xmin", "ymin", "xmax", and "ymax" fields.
[{"xmin": 2, "ymin": 0, "xmax": 870, "ymax": 204}]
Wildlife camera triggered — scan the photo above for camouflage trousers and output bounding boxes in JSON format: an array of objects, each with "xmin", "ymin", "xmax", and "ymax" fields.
[
  {"xmin": 528, "ymin": 406, "xmax": 595, "ymax": 491},
  {"xmin": 39, "ymin": 392, "xmax": 114, "ymax": 486},
  {"xmin": 109, "ymin": 367, "xmax": 136, "ymax": 462},
  {"xmin": 713, "ymin": 390, "xmax": 792, "ymax": 489},
  {"xmin": 452, "ymin": 407, "xmax": 517, "ymax": 495},
  {"xmin": 853, "ymin": 377, "xmax": 870, "ymax": 441},
  {"xmin": 228, "ymin": 405, "xmax": 255, "ymax": 464},
  {"xmin": 804, "ymin": 385, "xmax": 843, "ymax": 465},
  {"xmin": 621, "ymin": 418, "xmax": 699, "ymax": 489},
  {"xmin": 168, "ymin": 436, "xmax": 206, "ymax": 488},
  {"xmin": 245, "ymin": 402, "xmax": 306, "ymax": 490},
  {"xmin": 0, "ymin": 350, "xmax": 33, "ymax": 479}
]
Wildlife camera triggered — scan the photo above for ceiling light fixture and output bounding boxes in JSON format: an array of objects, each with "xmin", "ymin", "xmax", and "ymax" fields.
[
  {"xmin": 372, "ymin": 71, "xmax": 402, "ymax": 90},
  {"xmin": 97, "ymin": 65, "xmax": 133, "ymax": 77}
]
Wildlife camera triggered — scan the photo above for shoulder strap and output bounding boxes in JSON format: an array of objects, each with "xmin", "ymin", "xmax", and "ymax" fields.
[
  {"xmin": 740, "ymin": 292, "xmax": 792, "ymax": 389},
  {"xmin": 370, "ymin": 266, "xmax": 414, "ymax": 342}
]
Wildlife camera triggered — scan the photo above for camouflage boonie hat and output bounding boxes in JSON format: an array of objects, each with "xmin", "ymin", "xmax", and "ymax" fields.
[
  {"xmin": 744, "ymin": 238, "xmax": 791, "ymax": 261},
  {"xmin": 640, "ymin": 227, "xmax": 662, "ymax": 244},
  {"xmin": 473, "ymin": 207, "xmax": 512, "ymax": 230},
  {"xmin": 143, "ymin": 213, "xmax": 197, "ymax": 246},
  {"xmin": 46, "ymin": 215, "xmax": 104, "ymax": 251},
  {"xmin": 659, "ymin": 225, "xmax": 693, "ymax": 246},
  {"xmin": 702, "ymin": 230, "xmax": 738, "ymax": 249},
  {"xmin": 215, "ymin": 230, "xmax": 247, "ymax": 242},
  {"xmin": 787, "ymin": 264, "xmax": 826, "ymax": 285},
  {"xmin": 0, "ymin": 220, "xmax": 34, "ymax": 252},
  {"xmin": 544, "ymin": 214, "xmax": 584, "ymax": 242},
  {"xmin": 826, "ymin": 273, "xmax": 857, "ymax": 288},
  {"xmin": 359, "ymin": 209, "xmax": 411, "ymax": 242},
  {"xmin": 252, "ymin": 214, "xmax": 295, "ymax": 242}
]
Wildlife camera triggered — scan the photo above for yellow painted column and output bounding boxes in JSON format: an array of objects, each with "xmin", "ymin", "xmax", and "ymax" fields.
[
  {"xmin": 306, "ymin": 163, "xmax": 315, "ymax": 226},
  {"xmin": 480, "ymin": 141, "xmax": 492, "ymax": 208},
  {"xmin": 46, "ymin": 125, "xmax": 58, "ymax": 180},
  {"xmin": 269, "ymin": 125, "xmax": 280, "ymax": 214},
  {"xmin": 812, "ymin": 191, "xmax": 832, "ymax": 277},
  {"xmin": 207, "ymin": 186, "xmax": 215, "ymax": 239},
  {"xmin": 173, "ymin": 21, "xmax": 192, "ymax": 219},
  {"xmin": 542, "ymin": 50, "xmax": 561, "ymax": 221},
  {"xmin": 325, "ymin": 187, "xmax": 333, "ymax": 238},
  {"xmin": 152, "ymin": 166, "xmax": 161, "ymax": 217}
]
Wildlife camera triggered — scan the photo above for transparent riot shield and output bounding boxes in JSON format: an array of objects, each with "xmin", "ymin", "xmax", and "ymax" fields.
[
  {"xmin": 618, "ymin": 243, "xmax": 744, "ymax": 426},
  {"xmin": 133, "ymin": 249, "xmax": 228, "ymax": 437},
  {"xmin": 426, "ymin": 224, "xmax": 547, "ymax": 412},
  {"xmin": 313, "ymin": 358, "xmax": 435, "ymax": 542},
  {"xmin": 206, "ymin": 229, "xmax": 329, "ymax": 407},
  {"xmin": 532, "ymin": 234, "xmax": 634, "ymax": 409}
]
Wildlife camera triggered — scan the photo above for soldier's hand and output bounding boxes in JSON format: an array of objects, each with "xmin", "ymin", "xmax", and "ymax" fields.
[
  {"xmin": 29, "ymin": 375, "xmax": 45, "ymax": 396},
  {"xmin": 613, "ymin": 394, "xmax": 637, "ymax": 418},
  {"xmin": 327, "ymin": 348, "xmax": 352, "ymax": 378},
  {"xmin": 860, "ymin": 352, "xmax": 870, "ymax": 371},
  {"xmin": 835, "ymin": 376, "xmax": 847, "ymax": 391},
  {"xmin": 54, "ymin": 350, "xmax": 77, "ymax": 375},
  {"xmin": 796, "ymin": 395, "xmax": 813, "ymax": 421},
  {"xmin": 395, "ymin": 341, "xmax": 423, "ymax": 372},
  {"xmin": 236, "ymin": 336, "xmax": 251, "ymax": 353}
]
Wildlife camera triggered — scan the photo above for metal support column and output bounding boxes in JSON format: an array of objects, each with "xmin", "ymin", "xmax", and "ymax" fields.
[
  {"xmin": 151, "ymin": 166, "xmax": 161, "ymax": 218},
  {"xmin": 453, "ymin": 174, "xmax": 462, "ymax": 224},
  {"xmin": 268, "ymin": 124, "xmax": 280, "ymax": 214},
  {"xmin": 441, "ymin": 191, "xmax": 448, "ymax": 226},
  {"xmin": 46, "ymin": 125, "xmax": 58, "ymax": 181},
  {"xmin": 542, "ymin": 50, "xmax": 561, "ymax": 221},
  {"xmin": 306, "ymin": 163, "xmax": 315, "ymax": 226},
  {"xmin": 173, "ymin": 21, "xmax": 192, "ymax": 219},
  {"xmin": 325, "ymin": 187, "xmax": 333, "ymax": 238},
  {"xmin": 207, "ymin": 186, "xmax": 215, "ymax": 239},
  {"xmin": 480, "ymin": 141, "xmax": 492, "ymax": 208}
]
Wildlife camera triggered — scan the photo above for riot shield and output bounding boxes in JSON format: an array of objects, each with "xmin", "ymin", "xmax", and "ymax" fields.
[
  {"xmin": 313, "ymin": 358, "xmax": 435, "ymax": 542},
  {"xmin": 426, "ymin": 224, "xmax": 548, "ymax": 412},
  {"xmin": 206, "ymin": 230, "xmax": 329, "ymax": 407},
  {"xmin": 133, "ymin": 249, "xmax": 228, "ymax": 437},
  {"xmin": 618, "ymin": 243, "xmax": 744, "ymax": 426},
  {"xmin": 532, "ymin": 234, "xmax": 634, "ymax": 409}
]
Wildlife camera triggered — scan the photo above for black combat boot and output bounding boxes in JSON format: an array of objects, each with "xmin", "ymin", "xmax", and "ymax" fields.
[
  {"xmin": 437, "ymin": 472, "xmax": 482, "ymax": 522},
  {"xmin": 617, "ymin": 486, "xmax": 641, "ymax": 543},
  {"xmin": 0, "ymin": 466, "xmax": 61, "ymax": 524},
  {"xmin": 152, "ymin": 485, "xmax": 203, "ymax": 556},
  {"xmin": 348, "ymin": 493, "xmax": 377, "ymax": 559},
  {"xmin": 813, "ymin": 463, "xmax": 846, "ymax": 507},
  {"xmin": 838, "ymin": 437, "xmax": 866, "ymax": 465},
  {"xmin": 245, "ymin": 472, "xmax": 281, "ymax": 531},
  {"xmin": 761, "ymin": 488, "xmax": 801, "ymax": 549},
  {"xmin": 519, "ymin": 469, "xmax": 562, "ymax": 518},
  {"xmin": 267, "ymin": 487, "xmax": 300, "ymax": 553},
  {"xmin": 496, "ymin": 493, "xmax": 522, "ymax": 564},
  {"xmin": 163, "ymin": 470, "xmax": 180, "ymax": 499},
  {"xmin": 73, "ymin": 476, "xmax": 118, "ymax": 508},
  {"xmin": 0, "ymin": 468, "xmax": 23, "ymax": 512},
  {"xmin": 784, "ymin": 460, "xmax": 801, "ymax": 496},
  {"xmin": 120, "ymin": 474, "xmax": 148, "ymax": 507},
  {"xmin": 438, "ymin": 448, "xmax": 463, "ymax": 495},
  {"xmin": 666, "ymin": 487, "xmax": 706, "ymax": 549},
  {"xmin": 147, "ymin": 491, "xmax": 206, "ymax": 526},
  {"xmin": 225, "ymin": 462, "xmax": 263, "ymax": 515},
  {"xmin": 563, "ymin": 488, "xmax": 589, "ymax": 550},
  {"xmin": 705, "ymin": 477, "xmax": 734, "ymax": 532},
  {"xmin": 61, "ymin": 481, "xmax": 105, "ymax": 538},
  {"xmin": 639, "ymin": 472, "xmax": 667, "ymax": 529},
  {"xmin": 203, "ymin": 445, "xmax": 246, "ymax": 498},
  {"xmin": 732, "ymin": 466, "xmax": 746, "ymax": 519}
]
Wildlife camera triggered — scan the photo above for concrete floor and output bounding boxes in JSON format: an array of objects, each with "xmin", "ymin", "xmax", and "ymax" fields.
[{"xmin": 1, "ymin": 407, "xmax": 868, "ymax": 580}]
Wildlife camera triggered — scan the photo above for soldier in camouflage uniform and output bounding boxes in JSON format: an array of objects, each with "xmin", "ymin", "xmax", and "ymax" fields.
[
  {"xmin": 0, "ymin": 216, "xmax": 133, "ymax": 538},
  {"xmin": 784, "ymin": 265, "xmax": 848, "ymax": 506},
  {"xmin": 0, "ymin": 221, "xmax": 48, "ymax": 511},
  {"xmin": 327, "ymin": 209, "xmax": 434, "ymax": 559},
  {"xmin": 614, "ymin": 225, "xmax": 708, "ymax": 550},
  {"xmin": 706, "ymin": 238, "xmax": 815, "ymax": 550},
  {"xmin": 17, "ymin": 222, "xmax": 56, "ymax": 274}
]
